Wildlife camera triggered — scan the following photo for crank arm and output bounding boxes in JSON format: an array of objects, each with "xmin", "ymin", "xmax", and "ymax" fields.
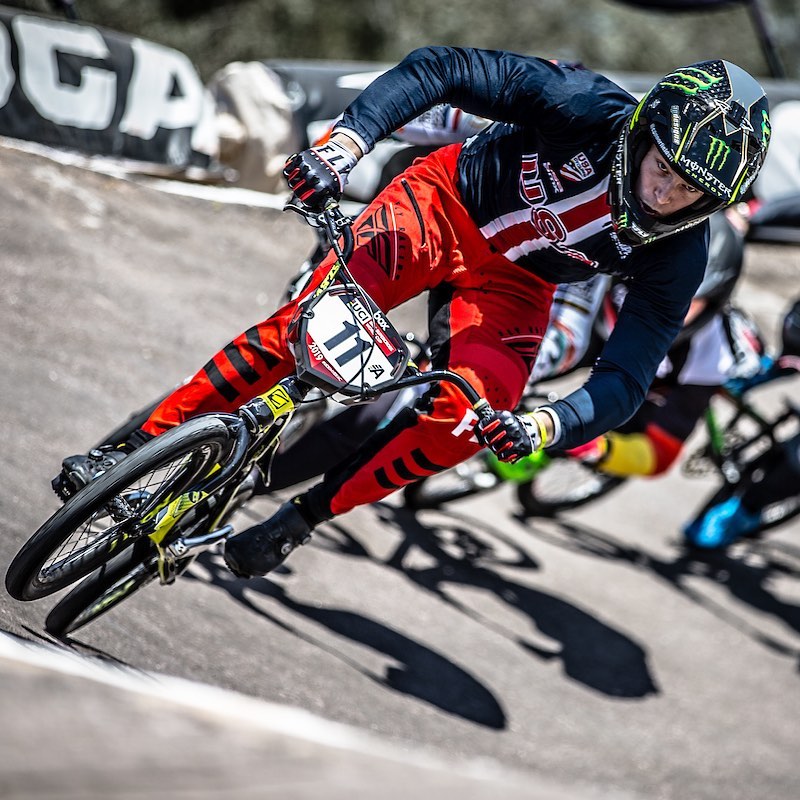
[
  {"xmin": 156, "ymin": 524, "xmax": 234, "ymax": 585},
  {"xmin": 167, "ymin": 524, "xmax": 234, "ymax": 559},
  {"xmin": 146, "ymin": 490, "xmax": 210, "ymax": 547}
]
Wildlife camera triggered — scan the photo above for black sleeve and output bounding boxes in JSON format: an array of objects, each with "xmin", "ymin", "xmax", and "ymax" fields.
[{"xmin": 335, "ymin": 46, "xmax": 633, "ymax": 152}]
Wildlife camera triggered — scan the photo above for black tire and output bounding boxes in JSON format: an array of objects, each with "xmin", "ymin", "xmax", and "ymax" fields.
[
  {"xmin": 45, "ymin": 460, "xmax": 254, "ymax": 637},
  {"xmin": 516, "ymin": 458, "xmax": 625, "ymax": 517},
  {"xmin": 45, "ymin": 539, "xmax": 159, "ymax": 636},
  {"xmin": 6, "ymin": 416, "xmax": 232, "ymax": 601},
  {"xmin": 754, "ymin": 495, "xmax": 800, "ymax": 532},
  {"xmin": 403, "ymin": 454, "xmax": 500, "ymax": 510},
  {"xmin": 44, "ymin": 539, "xmax": 193, "ymax": 637}
]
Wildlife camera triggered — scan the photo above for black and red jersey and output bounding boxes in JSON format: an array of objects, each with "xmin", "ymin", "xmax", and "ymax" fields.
[{"xmin": 336, "ymin": 46, "xmax": 710, "ymax": 446}]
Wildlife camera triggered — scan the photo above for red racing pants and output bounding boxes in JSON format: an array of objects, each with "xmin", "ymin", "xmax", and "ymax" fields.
[{"xmin": 143, "ymin": 144, "xmax": 555, "ymax": 516}]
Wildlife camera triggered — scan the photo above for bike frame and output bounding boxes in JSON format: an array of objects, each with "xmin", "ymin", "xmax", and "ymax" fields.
[
  {"xmin": 686, "ymin": 358, "xmax": 800, "ymax": 488},
  {"xmin": 134, "ymin": 201, "xmax": 495, "ymax": 582}
]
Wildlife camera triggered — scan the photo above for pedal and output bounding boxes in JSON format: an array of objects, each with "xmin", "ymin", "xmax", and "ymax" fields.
[{"xmin": 51, "ymin": 473, "xmax": 75, "ymax": 502}]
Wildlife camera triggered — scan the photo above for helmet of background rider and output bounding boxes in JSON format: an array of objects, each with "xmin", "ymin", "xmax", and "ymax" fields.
[
  {"xmin": 608, "ymin": 211, "xmax": 745, "ymax": 345},
  {"xmin": 780, "ymin": 299, "xmax": 800, "ymax": 357},
  {"xmin": 609, "ymin": 60, "xmax": 771, "ymax": 246},
  {"xmin": 673, "ymin": 211, "xmax": 743, "ymax": 344}
]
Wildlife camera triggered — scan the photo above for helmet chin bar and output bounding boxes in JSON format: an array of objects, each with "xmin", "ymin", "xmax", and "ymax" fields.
[
  {"xmin": 610, "ymin": 126, "xmax": 665, "ymax": 246},
  {"xmin": 616, "ymin": 210, "xmax": 708, "ymax": 247}
]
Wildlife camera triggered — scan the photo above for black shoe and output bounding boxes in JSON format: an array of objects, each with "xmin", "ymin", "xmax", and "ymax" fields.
[
  {"xmin": 52, "ymin": 447, "xmax": 128, "ymax": 501},
  {"xmin": 223, "ymin": 500, "xmax": 313, "ymax": 578}
]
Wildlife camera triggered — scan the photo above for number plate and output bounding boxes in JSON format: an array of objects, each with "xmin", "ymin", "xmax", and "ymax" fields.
[{"xmin": 293, "ymin": 284, "xmax": 408, "ymax": 396}]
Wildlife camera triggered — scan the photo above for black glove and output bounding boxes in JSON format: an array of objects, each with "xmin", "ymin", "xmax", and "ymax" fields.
[
  {"xmin": 283, "ymin": 140, "xmax": 358, "ymax": 209},
  {"xmin": 476, "ymin": 410, "xmax": 544, "ymax": 463}
]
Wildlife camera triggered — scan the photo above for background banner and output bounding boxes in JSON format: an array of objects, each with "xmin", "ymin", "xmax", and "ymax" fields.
[{"xmin": 0, "ymin": 8, "xmax": 217, "ymax": 167}]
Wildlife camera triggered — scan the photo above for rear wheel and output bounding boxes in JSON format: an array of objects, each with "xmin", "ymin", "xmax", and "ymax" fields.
[
  {"xmin": 44, "ymin": 540, "xmax": 193, "ymax": 637},
  {"xmin": 6, "ymin": 416, "xmax": 232, "ymax": 601},
  {"xmin": 516, "ymin": 458, "xmax": 624, "ymax": 516},
  {"xmin": 45, "ymin": 463, "xmax": 256, "ymax": 637}
]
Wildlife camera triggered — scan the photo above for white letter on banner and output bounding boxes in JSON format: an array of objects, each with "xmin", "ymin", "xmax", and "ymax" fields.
[
  {"xmin": 0, "ymin": 23, "xmax": 13, "ymax": 108},
  {"xmin": 119, "ymin": 39, "xmax": 203, "ymax": 140},
  {"xmin": 13, "ymin": 16, "xmax": 115, "ymax": 129}
]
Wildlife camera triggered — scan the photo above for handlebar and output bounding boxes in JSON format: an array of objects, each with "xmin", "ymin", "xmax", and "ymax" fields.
[
  {"xmin": 391, "ymin": 370, "xmax": 495, "ymax": 423},
  {"xmin": 285, "ymin": 198, "xmax": 354, "ymax": 263}
]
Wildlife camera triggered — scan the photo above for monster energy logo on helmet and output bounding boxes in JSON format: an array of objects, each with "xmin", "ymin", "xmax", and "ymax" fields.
[
  {"xmin": 706, "ymin": 137, "xmax": 730, "ymax": 171},
  {"xmin": 661, "ymin": 67, "xmax": 724, "ymax": 96}
]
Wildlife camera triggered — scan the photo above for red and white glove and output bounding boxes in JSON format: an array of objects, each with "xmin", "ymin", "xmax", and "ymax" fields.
[
  {"xmin": 283, "ymin": 140, "xmax": 358, "ymax": 209},
  {"xmin": 476, "ymin": 410, "xmax": 545, "ymax": 463}
]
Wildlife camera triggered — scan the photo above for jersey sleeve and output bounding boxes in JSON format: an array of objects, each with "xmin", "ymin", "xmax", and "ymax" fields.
[
  {"xmin": 546, "ymin": 226, "xmax": 710, "ymax": 449},
  {"xmin": 334, "ymin": 46, "xmax": 632, "ymax": 154}
]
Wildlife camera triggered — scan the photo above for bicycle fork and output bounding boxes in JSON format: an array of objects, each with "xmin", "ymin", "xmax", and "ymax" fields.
[
  {"xmin": 138, "ymin": 489, "xmax": 227, "ymax": 584},
  {"xmin": 144, "ymin": 377, "xmax": 308, "ymax": 584}
]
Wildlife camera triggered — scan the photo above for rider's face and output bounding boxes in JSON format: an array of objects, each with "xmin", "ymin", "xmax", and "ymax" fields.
[{"xmin": 635, "ymin": 144, "xmax": 704, "ymax": 218}]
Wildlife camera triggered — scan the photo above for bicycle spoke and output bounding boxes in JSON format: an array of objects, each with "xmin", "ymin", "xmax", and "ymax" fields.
[{"xmin": 38, "ymin": 451, "xmax": 203, "ymax": 580}]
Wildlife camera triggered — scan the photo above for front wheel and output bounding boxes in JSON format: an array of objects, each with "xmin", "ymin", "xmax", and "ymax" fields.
[
  {"xmin": 6, "ymin": 416, "xmax": 232, "ymax": 601},
  {"xmin": 516, "ymin": 458, "xmax": 625, "ymax": 517}
]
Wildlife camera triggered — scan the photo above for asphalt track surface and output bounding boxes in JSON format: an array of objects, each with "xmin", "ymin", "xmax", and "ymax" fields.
[{"xmin": 1, "ymin": 141, "xmax": 798, "ymax": 799}]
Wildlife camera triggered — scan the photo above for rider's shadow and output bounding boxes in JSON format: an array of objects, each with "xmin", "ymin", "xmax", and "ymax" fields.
[
  {"xmin": 193, "ymin": 553, "xmax": 507, "ymax": 729},
  {"xmin": 516, "ymin": 513, "xmax": 800, "ymax": 661},
  {"xmin": 315, "ymin": 503, "xmax": 658, "ymax": 699}
]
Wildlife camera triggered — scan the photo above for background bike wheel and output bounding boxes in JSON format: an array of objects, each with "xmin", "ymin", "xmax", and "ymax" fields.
[
  {"xmin": 44, "ymin": 539, "xmax": 192, "ymax": 637},
  {"xmin": 756, "ymin": 495, "xmax": 800, "ymax": 531},
  {"xmin": 516, "ymin": 458, "xmax": 625, "ymax": 517},
  {"xmin": 5, "ymin": 416, "xmax": 231, "ymax": 601},
  {"xmin": 403, "ymin": 455, "xmax": 500, "ymax": 510}
]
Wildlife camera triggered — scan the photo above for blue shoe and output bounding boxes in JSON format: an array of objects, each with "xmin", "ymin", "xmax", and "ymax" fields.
[{"xmin": 683, "ymin": 496, "xmax": 762, "ymax": 549}]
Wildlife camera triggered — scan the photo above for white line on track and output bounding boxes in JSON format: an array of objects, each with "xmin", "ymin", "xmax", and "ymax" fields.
[{"xmin": 0, "ymin": 631, "xmax": 520, "ymax": 786}]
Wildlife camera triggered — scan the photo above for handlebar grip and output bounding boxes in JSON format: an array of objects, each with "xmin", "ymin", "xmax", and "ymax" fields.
[{"xmin": 473, "ymin": 398, "xmax": 496, "ymax": 423}]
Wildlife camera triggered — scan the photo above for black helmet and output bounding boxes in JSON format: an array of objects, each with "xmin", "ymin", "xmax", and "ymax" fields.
[
  {"xmin": 610, "ymin": 60, "xmax": 771, "ymax": 246},
  {"xmin": 781, "ymin": 299, "xmax": 800, "ymax": 357}
]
